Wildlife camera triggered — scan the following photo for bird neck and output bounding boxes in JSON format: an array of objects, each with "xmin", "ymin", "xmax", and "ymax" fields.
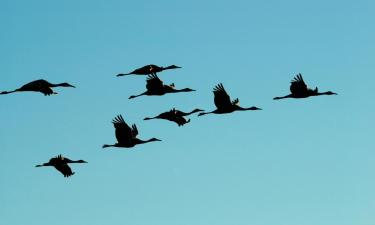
[
  {"xmin": 198, "ymin": 111, "xmax": 215, "ymax": 116},
  {"xmin": 129, "ymin": 92, "xmax": 147, "ymax": 99},
  {"xmin": 135, "ymin": 138, "xmax": 158, "ymax": 144},
  {"xmin": 0, "ymin": 90, "xmax": 19, "ymax": 95},
  {"xmin": 316, "ymin": 91, "xmax": 331, "ymax": 96},
  {"xmin": 163, "ymin": 65, "xmax": 176, "ymax": 70},
  {"xmin": 144, "ymin": 116, "xmax": 157, "ymax": 120},
  {"xmin": 273, "ymin": 94, "xmax": 292, "ymax": 100},
  {"xmin": 237, "ymin": 106, "xmax": 259, "ymax": 111},
  {"xmin": 103, "ymin": 144, "xmax": 116, "ymax": 148}
]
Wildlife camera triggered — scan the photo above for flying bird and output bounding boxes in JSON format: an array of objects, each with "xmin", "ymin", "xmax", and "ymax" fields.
[
  {"xmin": 35, "ymin": 155, "xmax": 87, "ymax": 177},
  {"xmin": 273, "ymin": 74, "xmax": 337, "ymax": 100},
  {"xmin": 103, "ymin": 115, "xmax": 161, "ymax": 149},
  {"xmin": 129, "ymin": 74, "xmax": 195, "ymax": 99},
  {"xmin": 117, "ymin": 64, "xmax": 181, "ymax": 77},
  {"xmin": 144, "ymin": 108, "xmax": 204, "ymax": 126},
  {"xmin": 198, "ymin": 83, "xmax": 261, "ymax": 116},
  {"xmin": 0, "ymin": 79, "xmax": 75, "ymax": 96}
]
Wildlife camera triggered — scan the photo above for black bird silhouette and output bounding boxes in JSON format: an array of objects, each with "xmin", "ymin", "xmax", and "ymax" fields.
[
  {"xmin": 144, "ymin": 108, "xmax": 204, "ymax": 126},
  {"xmin": 117, "ymin": 64, "xmax": 181, "ymax": 77},
  {"xmin": 129, "ymin": 74, "xmax": 195, "ymax": 99},
  {"xmin": 273, "ymin": 73, "xmax": 337, "ymax": 100},
  {"xmin": 103, "ymin": 115, "xmax": 161, "ymax": 149},
  {"xmin": 35, "ymin": 155, "xmax": 87, "ymax": 177},
  {"xmin": 198, "ymin": 83, "xmax": 261, "ymax": 116},
  {"xmin": 0, "ymin": 79, "xmax": 75, "ymax": 96}
]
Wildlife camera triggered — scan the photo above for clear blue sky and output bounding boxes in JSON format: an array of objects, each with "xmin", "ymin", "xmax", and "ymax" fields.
[{"xmin": 1, "ymin": 0, "xmax": 374, "ymax": 224}]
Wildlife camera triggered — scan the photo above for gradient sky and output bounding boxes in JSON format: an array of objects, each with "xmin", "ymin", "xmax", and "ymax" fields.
[{"xmin": 1, "ymin": 0, "xmax": 375, "ymax": 225}]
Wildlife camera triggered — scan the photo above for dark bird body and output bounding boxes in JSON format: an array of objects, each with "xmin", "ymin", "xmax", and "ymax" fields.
[
  {"xmin": 117, "ymin": 64, "xmax": 181, "ymax": 77},
  {"xmin": 35, "ymin": 155, "xmax": 87, "ymax": 177},
  {"xmin": 129, "ymin": 74, "xmax": 195, "ymax": 99},
  {"xmin": 103, "ymin": 115, "xmax": 161, "ymax": 149},
  {"xmin": 273, "ymin": 74, "xmax": 337, "ymax": 100},
  {"xmin": 0, "ymin": 79, "xmax": 75, "ymax": 96},
  {"xmin": 198, "ymin": 83, "xmax": 261, "ymax": 116},
  {"xmin": 144, "ymin": 108, "xmax": 204, "ymax": 126}
]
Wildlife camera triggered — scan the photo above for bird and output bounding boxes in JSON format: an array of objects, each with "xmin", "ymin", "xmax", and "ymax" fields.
[
  {"xmin": 103, "ymin": 115, "xmax": 161, "ymax": 149},
  {"xmin": 35, "ymin": 154, "xmax": 87, "ymax": 177},
  {"xmin": 198, "ymin": 83, "xmax": 261, "ymax": 116},
  {"xmin": 273, "ymin": 73, "xmax": 337, "ymax": 100},
  {"xmin": 128, "ymin": 74, "xmax": 195, "ymax": 99},
  {"xmin": 0, "ymin": 79, "xmax": 75, "ymax": 96},
  {"xmin": 144, "ymin": 108, "xmax": 204, "ymax": 126},
  {"xmin": 117, "ymin": 64, "xmax": 181, "ymax": 77}
]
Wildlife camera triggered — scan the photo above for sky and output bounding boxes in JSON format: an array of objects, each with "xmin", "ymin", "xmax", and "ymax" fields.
[{"xmin": 1, "ymin": 0, "xmax": 374, "ymax": 225}]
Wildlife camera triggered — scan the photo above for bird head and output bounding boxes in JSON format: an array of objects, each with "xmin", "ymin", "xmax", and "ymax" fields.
[
  {"xmin": 149, "ymin": 138, "xmax": 162, "ymax": 142},
  {"xmin": 60, "ymin": 83, "xmax": 76, "ymax": 88},
  {"xmin": 325, "ymin": 91, "xmax": 337, "ymax": 95},
  {"xmin": 181, "ymin": 88, "xmax": 195, "ymax": 92},
  {"xmin": 192, "ymin": 109, "xmax": 205, "ymax": 113},
  {"xmin": 77, "ymin": 160, "xmax": 88, "ymax": 163},
  {"xmin": 166, "ymin": 65, "xmax": 181, "ymax": 69}
]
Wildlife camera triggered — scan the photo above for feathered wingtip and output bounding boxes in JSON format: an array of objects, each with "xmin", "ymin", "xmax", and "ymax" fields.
[
  {"xmin": 112, "ymin": 114, "xmax": 125, "ymax": 124},
  {"xmin": 291, "ymin": 73, "xmax": 304, "ymax": 83},
  {"xmin": 213, "ymin": 83, "xmax": 225, "ymax": 92}
]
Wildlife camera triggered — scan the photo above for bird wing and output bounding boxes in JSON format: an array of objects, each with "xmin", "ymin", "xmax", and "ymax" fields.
[
  {"xmin": 290, "ymin": 74, "xmax": 308, "ymax": 95},
  {"xmin": 51, "ymin": 155, "xmax": 74, "ymax": 177},
  {"xmin": 131, "ymin": 124, "xmax": 139, "ymax": 138},
  {"xmin": 112, "ymin": 115, "xmax": 133, "ymax": 143},
  {"xmin": 54, "ymin": 163, "xmax": 74, "ymax": 177},
  {"xmin": 146, "ymin": 74, "xmax": 164, "ymax": 91},
  {"xmin": 213, "ymin": 83, "xmax": 232, "ymax": 110},
  {"xmin": 20, "ymin": 79, "xmax": 54, "ymax": 95}
]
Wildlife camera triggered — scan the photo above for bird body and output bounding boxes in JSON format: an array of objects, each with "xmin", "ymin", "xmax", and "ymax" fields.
[
  {"xmin": 129, "ymin": 74, "xmax": 195, "ymax": 99},
  {"xmin": 35, "ymin": 155, "xmax": 87, "ymax": 177},
  {"xmin": 103, "ymin": 115, "xmax": 161, "ymax": 149},
  {"xmin": 117, "ymin": 64, "xmax": 181, "ymax": 77},
  {"xmin": 273, "ymin": 74, "xmax": 337, "ymax": 100},
  {"xmin": 144, "ymin": 108, "xmax": 204, "ymax": 126},
  {"xmin": 198, "ymin": 83, "xmax": 261, "ymax": 116},
  {"xmin": 0, "ymin": 79, "xmax": 75, "ymax": 96}
]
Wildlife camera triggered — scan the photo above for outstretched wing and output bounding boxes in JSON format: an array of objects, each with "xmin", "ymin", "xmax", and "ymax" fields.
[
  {"xmin": 112, "ymin": 115, "xmax": 133, "ymax": 144},
  {"xmin": 146, "ymin": 74, "xmax": 163, "ymax": 91},
  {"xmin": 213, "ymin": 83, "xmax": 232, "ymax": 110},
  {"xmin": 290, "ymin": 73, "xmax": 308, "ymax": 95}
]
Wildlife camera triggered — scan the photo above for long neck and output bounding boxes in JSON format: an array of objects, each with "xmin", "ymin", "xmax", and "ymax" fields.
[
  {"xmin": 316, "ymin": 91, "xmax": 332, "ymax": 96},
  {"xmin": 236, "ymin": 106, "xmax": 259, "ymax": 111},
  {"xmin": 129, "ymin": 92, "xmax": 147, "ymax": 99},
  {"xmin": 184, "ymin": 109, "xmax": 200, "ymax": 116},
  {"xmin": 135, "ymin": 138, "xmax": 158, "ymax": 144},
  {"xmin": 273, "ymin": 94, "xmax": 292, "ymax": 100},
  {"xmin": 103, "ymin": 144, "xmax": 116, "ymax": 148},
  {"xmin": 49, "ymin": 83, "xmax": 64, "ymax": 88},
  {"xmin": 35, "ymin": 162, "xmax": 51, "ymax": 167},
  {"xmin": 0, "ymin": 90, "xmax": 19, "ymax": 95},
  {"xmin": 163, "ymin": 65, "xmax": 176, "ymax": 71},
  {"xmin": 198, "ymin": 110, "xmax": 216, "ymax": 116},
  {"xmin": 144, "ymin": 116, "xmax": 158, "ymax": 120}
]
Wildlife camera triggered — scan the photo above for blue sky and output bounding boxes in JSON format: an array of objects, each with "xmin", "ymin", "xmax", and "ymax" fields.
[{"xmin": 1, "ymin": 0, "xmax": 374, "ymax": 225}]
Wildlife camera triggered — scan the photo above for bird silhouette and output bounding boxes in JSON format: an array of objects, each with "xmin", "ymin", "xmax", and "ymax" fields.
[
  {"xmin": 129, "ymin": 74, "xmax": 195, "ymax": 99},
  {"xmin": 144, "ymin": 108, "xmax": 204, "ymax": 126},
  {"xmin": 273, "ymin": 74, "xmax": 337, "ymax": 100},
  {"xmin": 0, "ymin": 79, "xmax": 75, "ymax": 96},
  {"xmin": 117, "ymin": 64, "xmax": 181, "ymax": 77},
  {"xmin": 198, "ymin": 83, "xmax": 261, "ymax": 116},
  {"xmin": 35, "ymin": 154, "xmax": 87, "ymax": 177},
  {"xmin": 103, "ymin": 115, "xmax": 161, "ymax": 149}
]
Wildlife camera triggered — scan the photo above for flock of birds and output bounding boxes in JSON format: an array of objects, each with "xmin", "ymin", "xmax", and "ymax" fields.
[{"xmin": 1, "ymin": 64, "xmax": 337, "ymax": 177}]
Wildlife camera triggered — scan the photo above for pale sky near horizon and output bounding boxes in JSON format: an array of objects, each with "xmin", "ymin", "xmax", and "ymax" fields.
[{"xmin": 1, "ymin": 0, "xmax": 375, "ymax": 225}]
